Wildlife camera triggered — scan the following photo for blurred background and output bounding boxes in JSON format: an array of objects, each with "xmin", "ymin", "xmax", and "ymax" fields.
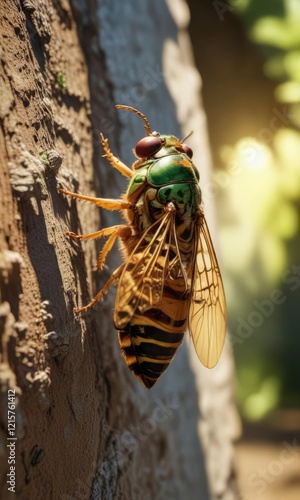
[{"xmin": 187, "ymin": 0, "xmax": 300, "ymax": 498}]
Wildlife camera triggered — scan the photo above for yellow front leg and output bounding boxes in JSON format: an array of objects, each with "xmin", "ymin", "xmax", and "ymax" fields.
[{"xmin": 100, "ymin": 133, "xmax": 133, "ymax": 178}]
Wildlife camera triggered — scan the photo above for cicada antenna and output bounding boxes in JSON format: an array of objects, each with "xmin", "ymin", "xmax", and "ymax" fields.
[
  {"xmin": 115, "ymin": 104, "xmax": 152, "ymax": 136},
  {"xmin": 180, "ymin": 131, "xmax": 193, "ymax": 143}
]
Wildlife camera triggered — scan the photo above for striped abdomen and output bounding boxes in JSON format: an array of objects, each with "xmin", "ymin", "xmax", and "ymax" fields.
[
  {"xmin": 118, "ymin": 324, "xmax": 184, "ymax": 389},
  {"xmin": 117, "ymin": 207, "xmax": 196, "ymax": 388},
  {"xmin": 118, "ymin": 281, "xmax": 189, "ymax": 388}
]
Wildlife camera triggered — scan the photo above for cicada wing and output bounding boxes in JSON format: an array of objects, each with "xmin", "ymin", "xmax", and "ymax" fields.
[
  {"xmin": 114, "ymin": 210, "xmax": 174, "ymax": 329},
  {"xmin": 189, "ymin": 215, "xmax": 226, "ymax": 368}
]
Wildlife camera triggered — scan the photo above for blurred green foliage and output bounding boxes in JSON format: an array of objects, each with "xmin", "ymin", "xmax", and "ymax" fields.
[{"xmin": 218, "ymin": 0, "xmax": 300, "ymax": 420}]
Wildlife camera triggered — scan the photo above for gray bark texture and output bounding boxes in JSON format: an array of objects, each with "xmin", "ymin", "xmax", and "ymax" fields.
[{"xmin": 0, "ymin": 0, "xmax": 240, "ymax": 499}]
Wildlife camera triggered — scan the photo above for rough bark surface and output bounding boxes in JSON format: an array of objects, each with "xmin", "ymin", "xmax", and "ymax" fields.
[
  {"xmin": 0, "ymin": 1, "xmax": 240, "ymax": 499},
  {"xmin": 0, "ymin": 1, "xmax": 101, "ymax": 499}
]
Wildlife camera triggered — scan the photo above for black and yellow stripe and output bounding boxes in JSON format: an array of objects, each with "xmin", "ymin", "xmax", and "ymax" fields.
[
  {"xmin": 118, "ymin": 324, "xmax": 184, "ymax": 388},
  {"xmin": 118, "ymin": 273, "xmax": 190, "ymax": 388}
]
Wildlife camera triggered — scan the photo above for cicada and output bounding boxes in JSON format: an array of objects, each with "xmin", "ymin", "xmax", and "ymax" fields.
[{"xmin": 60, "ymin": 105, "xmax": 226, "ymax": 388}]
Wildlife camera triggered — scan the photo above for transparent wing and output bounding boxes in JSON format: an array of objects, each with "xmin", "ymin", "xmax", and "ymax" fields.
[
  {"xmin": 189, "ymin": 215, "xmax": 226, "ymax": 368},
  {"xmin": 114, "ymin": 209, "xmax": 175, "ymax": 329}
]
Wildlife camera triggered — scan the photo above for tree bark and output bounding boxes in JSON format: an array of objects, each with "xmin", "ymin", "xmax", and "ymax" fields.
[{"xmin": 0, "ymin": 1, "xmax": 240, "ymax": 499}]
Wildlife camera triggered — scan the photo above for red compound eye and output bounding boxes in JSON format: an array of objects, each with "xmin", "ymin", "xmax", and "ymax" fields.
[
  {"xmin": 135, "ymin": 136, "xmax": 164, "ymax": 158},
  {"xmin": 181, "ymin": 143, "xmax": 193, "ymax": 159}
]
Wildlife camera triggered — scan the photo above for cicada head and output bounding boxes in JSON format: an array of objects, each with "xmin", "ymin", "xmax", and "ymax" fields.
[{"xmin": 115, "ymin": 104, "xmax": 194, "ymax": 160}]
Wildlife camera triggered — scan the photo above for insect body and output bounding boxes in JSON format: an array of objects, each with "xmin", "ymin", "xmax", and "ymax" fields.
[{"xmin": 60, "ymin": 105, "xmax": 226, "ymax": 388}]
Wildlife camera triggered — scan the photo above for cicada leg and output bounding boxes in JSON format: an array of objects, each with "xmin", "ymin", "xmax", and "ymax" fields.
[
  {"xmin": 97, "ymin": 226, "xmax": 131, "ymax": 269},
  {"xmin": 100, "ymin": 133, "xmax": 133, "ymax": 178},
  {"xmin": 66, "ymin": 224, "xmax": 128, "ymax": 241},
  {"xmin": 74, "ymin": 264, "xmax": 125, "ymax": 313},
  {"xmin": 59, "ymin": 188, "xmax": 131, "ymax": 211},
  {"xmin": 67, "ymin": 224, "xmax": 132, "ymax": 269}
]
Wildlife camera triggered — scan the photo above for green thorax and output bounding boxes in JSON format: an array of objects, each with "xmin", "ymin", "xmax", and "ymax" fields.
[{"xmin": 126, "ymin": 134, "xmax": 201, "ymax": 205}]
